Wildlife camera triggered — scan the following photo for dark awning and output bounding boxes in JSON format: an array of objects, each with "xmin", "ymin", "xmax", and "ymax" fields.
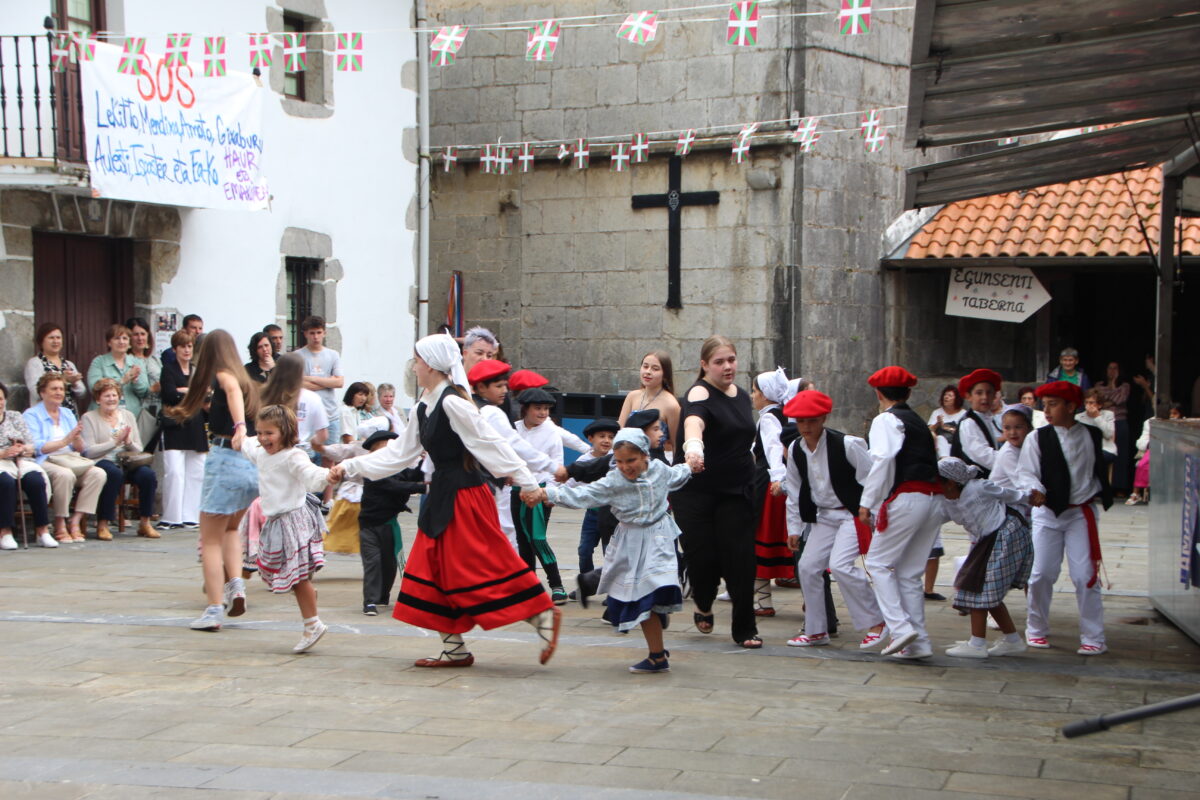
[{"xmin": 905, "ymin": 0, "xmax": 1200, "ymax": 149}]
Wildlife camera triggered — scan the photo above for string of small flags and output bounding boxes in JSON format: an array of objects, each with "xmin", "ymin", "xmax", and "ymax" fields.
[{"xmin": 438, "ymin": 107, "xmax": 902, "ymax": 174}]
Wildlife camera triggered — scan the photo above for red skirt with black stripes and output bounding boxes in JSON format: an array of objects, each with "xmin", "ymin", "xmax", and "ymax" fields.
[
  {"xmin": 754, "ymin": 490, "xmax": 794, "ymax": 579},
  {"xmin": 393, "ymin": 483, "xmax": 552, "ymax": 634}
]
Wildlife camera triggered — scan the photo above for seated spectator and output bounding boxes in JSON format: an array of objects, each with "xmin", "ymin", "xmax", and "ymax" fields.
[
  {"xmin": 159, "ymin": 331, "xmax": 208, "ymax": 530},
  {"xmin": 1046, "ymin": 346, "xmax": 1092, "ymax": 390},
  {"xmin": 1076, "ymin": 388, "xmax": 1118, "ymax": 465},
  {"xmin": 1017, "ymin": 385, "xmax": 1049, "ymax": 428},
  {"xmin": 0, "ymin": 381, "xmax": 54, "ymax": 549},
  {"xmin": 23, "ymin": 374, "xmax": 106, "ymax": 541},
  {"xmin": 264, "ymin": 324, "xmax": 285, "ymax": 357},
  {"xmin": 80, "ymin": 379, "xmax": 159, "ymax": 540},
  {"xmin": 25, "ymin": 322, "xmax": 88, "ymax": 415},
  {"xmin": 245, "ymin": 331, "xmax": 275, "ymax": 384},
  {"xmin": 87, "ymin": 324, "xmax": 150, "ymax": 418}
]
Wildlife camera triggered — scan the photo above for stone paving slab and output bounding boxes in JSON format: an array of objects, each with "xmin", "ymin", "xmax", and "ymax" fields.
[{"xmin": 0, "ymin": 503, "xmax": 1197, "ymax": 798}]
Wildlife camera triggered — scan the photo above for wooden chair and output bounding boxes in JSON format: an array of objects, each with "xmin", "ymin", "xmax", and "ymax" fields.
[{"xmin": 116, "ymin": 483, "xmax": 140, "ymax": 532}]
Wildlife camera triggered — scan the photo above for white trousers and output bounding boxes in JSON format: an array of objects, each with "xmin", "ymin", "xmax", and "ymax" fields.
[
  {"xmin": 494, "ymin": 485, "xmax": 518, "ymax": 551},
  {"xmin": 161, "ymin": 449, "xmax": 206, "ymax": 524},
  {"xmin": 799, "ymin": 510, "xmax": 884, "ymax": 636},
  {"xmin": 1026, "ymin": 506, "xmax": 1105, "ymax": 646},
  {"xmin": 864, "ymin": 493, "xmax": 940, "ymax": 648}
]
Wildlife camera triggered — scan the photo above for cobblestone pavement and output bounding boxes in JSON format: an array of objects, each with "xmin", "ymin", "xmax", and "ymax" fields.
[{"xmin": 1, "ymin": 503, "xmax": 1197, "ymax": 799}]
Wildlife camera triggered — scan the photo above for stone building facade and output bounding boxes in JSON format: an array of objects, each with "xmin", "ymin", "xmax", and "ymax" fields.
[{"xmin": 426, "ymin": 0, "xmax": 940, "ymax": 429}]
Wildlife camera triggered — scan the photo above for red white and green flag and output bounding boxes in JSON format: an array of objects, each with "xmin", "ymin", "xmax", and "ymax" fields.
[
  {"xmin": 71, "ymin": 32, "xmax": 97, "ymax": 62},
  {"xmin": 336, "ymin": 32, "xmax": 363, "ymax": 72},
  {"xmin": 610, "ymin": 143, "xmax": 631, "ymax": 172},
  {"xmin": 727, "ymin": 2, "xmax": 759, "ymax": 47},
  {"xmin": 496, "ymin": 146, "xmax": 514, "ymax": 174},
  {"xmin": 282, "ymin": 32, "xmax": 307, "ymax": 71},
  {"xmin": 165, "ymin": 33, "xmax": 191, "ymax": 67},
  {"xmin": 430, "ymin": 25, "xmax": 468, "ymax": 66},
  {"xmin": 631, "ymin": 133, "xmax": 650, "ymax": 164},
  {"xmin": 793, "ymin": 117, "xmax": 820, "ymax": 152},
  {"xmin": 860, "ymin": 109, "xmax": 881, "ymax": 138},
  {"xmin": 557, "ymin": 143, "xmax": 571, "ymax": 161},
  {"xmin": 864, "ymin": 124, "xmax": 887, "ymax": 152},
  {"xmin": 480, "ymin": 145, "xmax": 495, "ymax": 174},
  {"xmin": 676, "ymin": 129, "xmax": 696, "ymax": 156},
  {"xmin": 526, "ymin": 20, "xmax": 561, "ymax": 62},
  {"xmin": 51, "ymin": 34, "xmax": 71, "ymax": 71},
  {"xmin": 443, "ymin": 147, "xmax": 457, "ymax": 172},
  {"xmin": 249, "ymin": 33, "xmax": 272, "ymax": 68},
  {"xmin": 838, "ymin": 0, "xmax": 871, "ymax": 35},
  {"xmin": 518, "ymin": 142, "xmax": 535, "ymax": 173},
  {"xmin": 204, "ymin": 37, "xmax": 226, "ymax": 77},
  {"xmin": 731, "ymin": 122, "xmax": 758, "ymax": 163},
  {"xmin": 618, "ymin": 11, "xmax": 659, "ymax": 45},
  {"xmin": 118, "ymin": 38, "xmax": 146, "ymax": 75},
  {"xmin": 572, "ymin": 139, "xmax": 590, "ymax": 169}
]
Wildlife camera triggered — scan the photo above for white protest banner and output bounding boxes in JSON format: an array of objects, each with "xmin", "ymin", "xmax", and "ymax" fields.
[
  {"xmin": 944, "ymin": 266, "xmax": 1050, "ymax": 323},
  {"xmin": 80, "ymin": 41, "xmax": 269, "ymax": 210}
]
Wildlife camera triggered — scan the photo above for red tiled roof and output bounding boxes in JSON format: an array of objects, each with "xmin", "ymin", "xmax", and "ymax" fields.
[{"xmin": 905, "ymin": 167, "xmax": 1200, "ymax": 259}]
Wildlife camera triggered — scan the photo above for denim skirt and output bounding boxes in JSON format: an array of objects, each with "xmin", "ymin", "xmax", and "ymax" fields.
[{"xmin": 199, "ymin": 445, "xmax": 260, "ymax": 515}]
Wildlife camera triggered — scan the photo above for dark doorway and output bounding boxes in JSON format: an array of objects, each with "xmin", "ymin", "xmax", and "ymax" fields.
[{"xmin": 33, "ymin": 231, "xmax": 133, "ymax": 373}]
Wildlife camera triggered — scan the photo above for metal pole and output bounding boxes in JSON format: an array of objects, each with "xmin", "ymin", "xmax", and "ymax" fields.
[
  {"xmin": 1063, "ymin": 692, "xmax": 1200, "ymax": 738},
  {"xmin": 1153, "ymin": 174, "xmax": 1179, "ymax": 417},
  {"xmin": 415, "ymin": 0, "xmax": 432, "ymax": 341}
]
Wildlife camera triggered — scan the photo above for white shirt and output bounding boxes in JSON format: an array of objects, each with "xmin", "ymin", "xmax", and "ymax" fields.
[
  {"xmin": 1076, "ymin": 409, "xmax": 1117, "ymax": 455},
  {"xmin": 861, "ymin": 411, "xmax": 906, "ymax": 513},
  {"xmin": 990, "ymin": 441, "xmax": 1030, "ymax": 520},
  {"xmin": 240, "ymin": 441, "xmax": 330, "ymax": 516},
  {"xmin": 757, "ymin": 405, "xmax": 787, "ymax": 483},
  {"xmin": 932, "ymin": 479, "xmax": 1026, "ymax": 542},
  {"xmin": 785, "ymin": 430, "xmax": 871, "ymax": 535},
  {"xmin": 479, "ymin": 403, "xmax": 555, "ymax": 476},
  {"xmin": 1032, "ymin": 408, "xmax": 1049, "ymax": 429},
  {"xmin": 381, "ymin": 407, "xmax": 406, "ymax": 437},
  {"xmin": 296, "ymin": 389, "xmax": 329, "ymax": 451},
  {"xmin": 515, "ymin": 418, "xmax": 565, "ymax": 484},
  {"xmin": 1016, "ymin": 423, "xmax": 1101, "ymax": 522},
  {"xmin": 929, "ymin": 407, "xmax": 966, "ymax": 458},
  {"xmin": 958, "ymin": 410, "xmax": 1001, "ymax": 470},
  {"xmin": 341, "ymin": 381, "xmax": 536, "ymax": 491}
]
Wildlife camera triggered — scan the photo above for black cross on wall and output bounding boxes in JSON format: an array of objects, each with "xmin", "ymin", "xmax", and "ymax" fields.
[{"xmin": 631, "ymin": 156, "xmax": 720, "ymax": 309}]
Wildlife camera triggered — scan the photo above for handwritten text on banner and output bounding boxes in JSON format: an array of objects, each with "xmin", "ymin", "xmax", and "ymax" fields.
[{"xmin": 81, "ymin": 42, "xmax": 269, "ymax": 211}]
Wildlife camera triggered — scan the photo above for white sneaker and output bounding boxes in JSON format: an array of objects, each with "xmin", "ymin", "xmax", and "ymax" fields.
[
  {"xmin": 0, "ymin": 533, "xmax": 17, "ymax": 550},
  {"xmin": 881, "ymin": 631, "xmax": 918, "ymax": 656},
  {"xmin": 787, "ymin": 633, "xmax": 829, "ymax": 647},
  {"xmin": 37, "ymin": 532, "xmax": 59, "ymax": 548},
  {"xmin": 945, "ymin": 640, "xmax": 989, "ymax": 659},
  {"xmin": 891, "ymin": 644, "xmax": 933, "ymax": 659},
  {"xmin": 988, "ymin": 638, "xmax": 1027, "ymax": 656},
  {"xmin": 859, "ymin": 630, "xmax": 886, "ymax": 650},
  {"xmin": 716, "ymin": 591, "xmax": 731, "ymax": 602},
  {"xmin": 223, "ymin": 577, "xmax": 246, "ymax": 617},
  {"xmin": 190, "ymin": 605, "xmax": 223, "ymax": 631},
  {"xmin": 294, "ymin": 621, "xmax": 328, "ymax": 653},
  {"xmin": 1077, "ymin": 643, "xmax": 1107, "ymax": 656}
]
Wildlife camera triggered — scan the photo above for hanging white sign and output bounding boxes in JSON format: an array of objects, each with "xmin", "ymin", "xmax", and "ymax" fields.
[
  {"xmin": 80, "ymin": 41, "xmax": 269, "ymax": 210},
  {"xmin": 944, "ymin": 266, "xmax": 1050, "ymax": 323}
]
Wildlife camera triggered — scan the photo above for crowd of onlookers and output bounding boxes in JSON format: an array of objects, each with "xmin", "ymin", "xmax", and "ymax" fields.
[{"xmin": 1, "ymin": 312, "xmax": 399, "ymax": 551}]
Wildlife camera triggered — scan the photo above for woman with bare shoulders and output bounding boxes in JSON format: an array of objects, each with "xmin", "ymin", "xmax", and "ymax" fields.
[{"xmin": 618, "ymin": 350, "xmax": 681, "ymax": 459}]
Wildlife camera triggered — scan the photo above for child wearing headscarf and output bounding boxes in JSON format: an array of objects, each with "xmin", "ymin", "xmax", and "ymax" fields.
[
  {"xmin": 529, "ymin": 428, "xmax": 699, "ymax": 674},
  {"xmin": 933, "ymin": 457, "xmax": 1034, "ymax": 659},
  {"xmin": 748, "ymin": 368, "xmax": 799, "ymax": 616}
]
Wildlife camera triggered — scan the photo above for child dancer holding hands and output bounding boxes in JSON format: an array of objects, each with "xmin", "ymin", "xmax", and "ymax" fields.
[
  {"xmin": 933, "ymin": 457, "xmax": 1033, "ymax": 658},
  {"xmin": 242, "ymin": 404, "xmax": 331, "ymax": 652},
  {"xmin": 526, "ymin": 428, "xmax": 699, "ymax": 673}
]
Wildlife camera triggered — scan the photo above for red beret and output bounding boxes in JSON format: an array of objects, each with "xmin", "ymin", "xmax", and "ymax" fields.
[
  {"xmin": 958, "ymin": 368, "xmax": 1003, "ymax": 397},
  {"xmin": 1035, "ymin": 381, "xmax": 1083, "ymax": 408},
  {"xmin": 467, "ymin": 359, "xmax": 511, "ymax": 385},
  {"xmin": 507, "ymin": 369, "xmax": 549, "ymax": 394},
  {"xmin": 868, "ymin": 366, "xmax": 918, "ymax": 388},
  {"xmin": 783, "ymin": 390, "xmax": 833, "ymax": 419}
]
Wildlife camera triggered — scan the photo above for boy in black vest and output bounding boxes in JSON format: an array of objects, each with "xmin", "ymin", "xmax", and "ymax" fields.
[
  {"xmin": 950, "ymin": 368, "xmax": 1004, "ymax": 477},
  {"xmin": 1017, "ymin": 381, "xmax": 1113, "ymax": 655},
  {"xmin": 860, "ymin": 367, "xmax": 943, "ymax": 659},
  {"xmin": 782, "ymin": 390, "xmax": 887, "ymax": 649}
]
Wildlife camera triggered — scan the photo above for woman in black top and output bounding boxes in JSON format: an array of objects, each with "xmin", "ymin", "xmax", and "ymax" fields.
[
  {"xmin": 168, "ymin": 329, "xmax": 259, "ymax": 632},
  {"xmin": 158, "ymin": 330, "xmax": 209, "ymax": 529},
  {"xmin": 673, "ymin": 335, "xmax": 761, "ymax": 648},
  {"xmin": 245, "ymin": 331, "xmax": 275, "ymax": 384}
]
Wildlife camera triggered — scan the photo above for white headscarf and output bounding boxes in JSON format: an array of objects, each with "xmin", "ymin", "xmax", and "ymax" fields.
[
  {"xmin": 755, "ymin": 367, "xmax": 790, "ymax": 405},
  {"xmin": 416, "ymin": 333, "xmax": 471, "ymax": 395},
  {"xmin": 937, "ymin": 456, "xmax": 980, "ymax": 485},
  {"xmin": 613, "ymin": 428, "xmax": 651, "ymax": 455},
  {"xmin": 784, "ymin": 377, "xmax": 808, "ymax": 403}
]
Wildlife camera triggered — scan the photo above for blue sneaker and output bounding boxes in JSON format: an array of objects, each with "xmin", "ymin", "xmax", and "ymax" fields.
[
  {"xmin": 190, "ymin": 605, "xmax": 223, "ymax": 631},
  {"xmin": 629, "ymin": 650, "xmax": 670, "ymax": 673}
]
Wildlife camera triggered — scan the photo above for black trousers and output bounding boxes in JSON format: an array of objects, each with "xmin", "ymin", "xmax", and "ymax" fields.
[
  {"xmin": 359, "ymin": 520, "xmax": 398, "ymax": 607},
  {"xmin": 0, "ymin": 471, "xmax": 51, "ymax": 529},
  {"xmin": 510, "ymin": 488, "xmax": 562, "ymax": 589},
  {"xmin": 673, "ymin": 488, "xmax": 757, "ymax": 643},
  {"xmin": 95, "ymin": 461, "xmax": 157, "ymax": 521}
]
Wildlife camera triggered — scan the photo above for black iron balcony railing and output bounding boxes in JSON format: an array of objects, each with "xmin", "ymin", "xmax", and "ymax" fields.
[{"xmin": 0, "ymin": 32, "xmax": 86, "ymax": 164}]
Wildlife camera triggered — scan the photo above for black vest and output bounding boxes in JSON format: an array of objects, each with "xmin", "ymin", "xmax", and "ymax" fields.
[
  {"xmin": 416, "ymin": 386, "xmax": 486, "ymax": 539},
  {"xmin": 883, "ymin": 403, "xmax": 938, "ymax": 492},
  {"xmin": 950, "ymin": 410, "xmax": 998, "ymax": 478},
  {"xmin": 792, "ymin": 429, "xmax": 864, "ymax": 522},
  {"xmin": 1037, "ymin": 424, "xmax": 1114, "ymax": 515}
]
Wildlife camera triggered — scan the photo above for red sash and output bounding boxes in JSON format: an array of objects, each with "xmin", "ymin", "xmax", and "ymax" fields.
[
  {"xmin": 853, "ymin": 518, "xmax": 873, "ymax": 555},
  {"xmin": 1075, "ymin": 501, "xmax": 1103, "ymax": 588},
  {"xmin": 875, "ymin": 480, "xmax": 943, "ymax": 533}
]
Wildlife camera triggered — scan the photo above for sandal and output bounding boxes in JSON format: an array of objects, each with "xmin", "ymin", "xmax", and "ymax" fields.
[
  {"xmin": 68, "ymin": 523, "xmax": 85, "ymax": 542},
  {"xmin": 739, "ymin": 636, "xmax": 764, "ymax": 649},
  {"xmin": 693, "ymin": 611, "xmax": 714, "ymax": 634},
  {"xmin": 534, "ymin": 607, "xmax": 563, "ymax": 665},
  {"xmin": 54, "ymin": 529, "xmax": 72, "ymax": 543}
]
